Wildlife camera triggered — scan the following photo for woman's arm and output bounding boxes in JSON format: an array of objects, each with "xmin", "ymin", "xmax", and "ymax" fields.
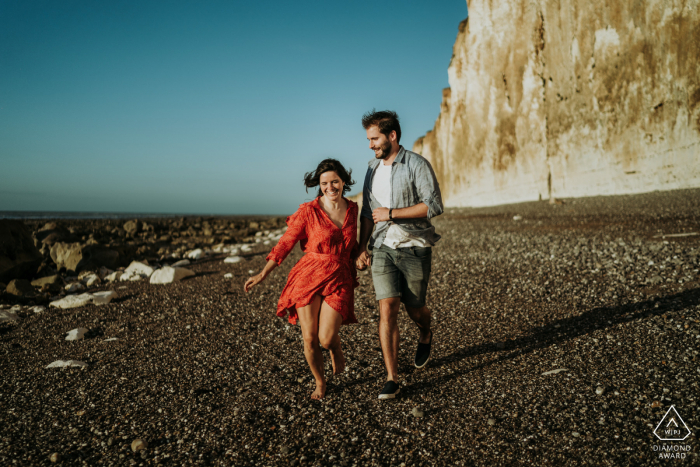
[{"xmin": 244, "ymin": 259, "xmax": 278, "ymax": 292}]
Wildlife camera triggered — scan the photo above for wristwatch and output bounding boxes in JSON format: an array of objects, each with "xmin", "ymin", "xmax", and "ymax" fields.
[{"xmin": 389, "ymin": 209, "xmax": 393, "ymax": 220}]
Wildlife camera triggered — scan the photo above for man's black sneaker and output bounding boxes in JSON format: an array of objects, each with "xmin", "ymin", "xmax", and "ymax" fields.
[
  {"xmin": 378, "ymin": 381, "xmax": 400, "ymax": 400},
  {"xmin": 414, "ymin": 330, "xmax": 433, "ymax": 369}
]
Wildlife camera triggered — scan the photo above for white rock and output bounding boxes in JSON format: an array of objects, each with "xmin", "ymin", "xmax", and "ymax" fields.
[
  {"xmin": 123, "ymin": 261, "xmax": 154, "ymax": 278},
  {"xmin": 32, "ymin": 306, "xmax": 46, "ymax": 313},
  {"xmin": 46, "ymin": 360, "xmax": 88, "ymax": 369},
  {"xmin": 241, "ymin": 245, "xmax": 252, "ymax": 253},
  {"xmin": 65, "ymin": 282, "xmax": 85, "ymax": 292},
  {"xmin": 542, "ymin": 368, "xmax": 569, "ymax": 375},
  {"xmin": 224, "ymin": 273, "xmax": 233, "ymax": 279},
  {"xmin": 229, "ymin": 248, "xmax": 240, "ymax": 256},
  {"xmin": 263, "ymin": 240, "xmax": 271, "ymax": 245},
  {"xmin": 119, "ymin": 270, "xmax": 143, "ymax": 281},
  {"xmin": 104, "ymin": 337, "xmax": 118, "ymax": 342},
  {"xmin": 65, "ymin": 328, "xmax": 89, "ymax": 341},
  {"xmin": 10, "ymin": 305, "xmax": 21, "ymax": 312},
  {"xmin": 513, "ymin": 215, "xmax": 523, "ymax": 221},
  {"xmin": 255, "ymin": 231, "xmax": 264, "ymax": 237},
  {"xmin": 92, "ymin": 291, "xmax": 117, "ymax": 305},
  {"xmin": 82, "ymin": 273, "xmax": 101, "ymax": 287},
  {"xmin": 255, "ymin": 238, "xmax": 262, "ymax": 243},
  {"xmin": 149, "ymin": 267, "xmax": 195, "ymax": 284},
  {"xmin": 248, "ymin": 270, "xmax": 255, "ymax": 275},
  {"xmin": 186, "ymin": 249, "xmax": 204, "ymax": 260},
  {"xmin": 224, "ymin": 256, "xmax": 243, "ymax": 264},
  {"xmin": 50, "ymin": 294, "xmax": 94, "ymax": 309},
  {"xmin": 0, "ymin": 310, "xmax": 19, "ymax": 322},
  {"xmin": 104, "ymin": 271, "xmax": 123, "ymax": 282},
  {"xmin": 171, "ymin": 259, "xmax": 191, "ymax": 268}
]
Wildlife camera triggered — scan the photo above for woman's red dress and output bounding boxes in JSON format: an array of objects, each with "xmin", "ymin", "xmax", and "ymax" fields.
[{"xmin": 266, "ymin": 197, "xmax": 359, "ymax": 325}]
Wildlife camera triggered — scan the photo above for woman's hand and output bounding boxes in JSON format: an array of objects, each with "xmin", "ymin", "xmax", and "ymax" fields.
[
  {"xmin": 355, "ymin": 248, "xmax": 371, "ymax": 270},
  {"xmin": 244, "ymin": 272, "xmax": 267, "ymax": 292}
]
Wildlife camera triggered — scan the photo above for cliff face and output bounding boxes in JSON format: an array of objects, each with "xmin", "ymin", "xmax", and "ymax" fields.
[{"xmin": 414, "ymin": 0, "xmax": 700, "ymax": 206}]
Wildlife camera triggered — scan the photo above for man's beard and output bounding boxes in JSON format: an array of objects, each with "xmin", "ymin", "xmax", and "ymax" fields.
[{"xmin": 375, "ymin": 140, "xmax": 392, "ymax": 159}]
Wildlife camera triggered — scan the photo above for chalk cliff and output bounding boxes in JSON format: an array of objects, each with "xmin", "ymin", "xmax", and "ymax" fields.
[{"xmin": 414, "ymin": 0, "xmax": 700, "ymax": 206}]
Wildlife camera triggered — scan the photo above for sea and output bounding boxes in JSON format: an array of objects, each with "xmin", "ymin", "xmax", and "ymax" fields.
[{"xmin": 0, "ymin": 211, "xmax": 221, "ymax": 220}]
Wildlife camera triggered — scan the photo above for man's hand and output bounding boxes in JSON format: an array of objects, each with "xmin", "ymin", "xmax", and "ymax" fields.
[
  {"xmin": 372, "ymin": 207, "xmax": 390, "ymax": 224},
  {"xmin": 356, "ymin": 248, "xmax": 371, "ymax": 270}
]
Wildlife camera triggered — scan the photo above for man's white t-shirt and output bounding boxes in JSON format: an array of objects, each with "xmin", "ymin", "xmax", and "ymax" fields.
[{"xmin": 372, "ymin": 161, "xmax": 429, "ymax": 249}]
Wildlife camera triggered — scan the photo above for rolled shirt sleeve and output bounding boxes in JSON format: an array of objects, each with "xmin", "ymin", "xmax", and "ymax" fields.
[{"xmin": 414, "ymin": 160, "xmax": 444, "ymax": 219}]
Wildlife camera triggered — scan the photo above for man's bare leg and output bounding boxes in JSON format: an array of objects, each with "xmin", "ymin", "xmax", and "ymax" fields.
[
  {"xmin": 378, "ymin": 297, "xmax": 401, "ymax": 382},
  {"xmin": 296, "ymin": 295, "xmax": 325, "ymax": 400},
  {"xmin": 405, "ymin": 305, "xmax": 432, "ymax": 343},
  {"xmin": 318, "ymin": 300, "xmax": 345, "ymax": 375}
]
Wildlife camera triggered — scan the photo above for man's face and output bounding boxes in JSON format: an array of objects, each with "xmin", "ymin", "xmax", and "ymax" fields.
[{"xmin": 366, "ymin": 126, "xmax": 394, "ymax": 160}]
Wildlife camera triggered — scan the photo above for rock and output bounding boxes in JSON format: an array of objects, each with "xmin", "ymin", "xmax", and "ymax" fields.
[
  {"xmin": 0, "ymin": 220, "xmax": 43, "ymax": 283},
  {"xmin": 224, "ymin": 256, "xmax": 243, "ymax": 263},
  {"xmin": 487, "ymin": 418, "xmax": 496, "ymax": 426},
  {"xmin": 50, "ymin": 294, "xmax": 94, "ymax": 309},
  {"xmin": 104, "ymin": 271, "xmax": 123, "ymax": 282},
  {"xmin": 412, "ymin": 1, "xmax": 700, "ymax": 207},
  {"xmin": 224, "ymin": 273, "xmax": 233, "ymax": 279},
  {"xmin": 49, "ymin": 452, "xmax": 60, "ymax": 463},
  {"xmin": 131, "ymin": 439, "xmax": 148, "ymax": 452},
  {"xmin": 596, "ymin": 386, "xmax": 605, "ymax": 395},
  {"xmin": 104, "ymin": 337, "xmax": 118, "ymax": 342},
  {"xmin": 171, "ymin": 259, "xmax": 191, "ymax": 267},
  {"xmin": 32, "ymin": 306, "xmax": 46, "ymax": 313},
  {"xmin": 46, "ymin": 360, "xmax": 88, "ymax": 368},
  {"xmin": 186, "ymin": 249, "xmax": 204, "ymax": 260},
  {"xmin": 120, "ymin": 261, "xmax": 154, "ymax": 281},
  {"xmin": 65, "ymin": 328, "xmax": 89, "ymax": 341},
  {"xmin": 651, "ymin": 400, "xmax": 662, "ymax": 408},
  {"xmin": 572, "ymin": 432, "xmax": 580, "ymax": 438},
  {"xmin": 77, "ymin": 245, "xmax": 119, "ymax": 271},
  {"xmin": 513, "ymin": 215, "xmax": 523, "ymax": 221},
  {"xmin": 149, "ymin": 267, "xmax": 195, "ymax": 284},
  {"xmin": 97, "ymin": 266, "xmax": 113, "ymax": 279},
  {"xmin": 92, "ymin": 291, "xmax": 117, "ymax": 305},
  {"xmin": 123, "ymin": 220, "xmax": 141, "ymax": 235},
  {"xmin": 411, "ymin": 407, "xmax": 425, "ymax": 418},
  {"xmin": 0, "ymin": 309, "xmax": 19, "ymax": 322},
  {"xmin": 31, "ymin": 275, "xmax": 62, "ymax": 287},
  {"xmin": 6, "ymin": 279, "xmax": 37, "ymax": 297},
  {"xmin": 542, "ymin": 368, "xmax": 568, "ymax": 375},
  {"xmin": 81, "ymin": 273, "xmax": 101, "ymax": 287},
  {"xmin": 65, "ymin": 282, "xmax": 85, "ymax": 293},
  {"xmin": 49, "ymin": 242, "xmax": 83, "ymax": 272}
]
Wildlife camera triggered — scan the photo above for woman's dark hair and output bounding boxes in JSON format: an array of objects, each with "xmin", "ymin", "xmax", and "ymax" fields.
[
  {"xmin": 303, "ymin": 159, "xmax": 355, "ymax": 197},
  {"xmin": 362, "ymin": 109, "xmax": 401, "ymax": 143}
]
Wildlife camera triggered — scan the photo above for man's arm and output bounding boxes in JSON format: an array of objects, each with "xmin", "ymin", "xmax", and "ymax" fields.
[
  {"xmin": 356, "ymin": 215, "xmax": 374, "ymax": 269},
  {"xmin": 371, "ymin": 203, "xmax": 428, "ymax": 223}
]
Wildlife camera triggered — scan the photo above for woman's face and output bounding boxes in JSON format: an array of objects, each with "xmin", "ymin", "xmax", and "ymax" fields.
[{"xmin": 319, "ymin": 171, "xmax": 344, "ymax": 202}]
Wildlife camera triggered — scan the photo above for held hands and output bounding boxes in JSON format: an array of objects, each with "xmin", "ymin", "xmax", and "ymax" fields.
[
  {"xmin": 355, "ymin": 248, "xmax": 371, "ymax": 271},
  {"xmin": 372, "ymin": 207, "xmax": 390, "ymax": 224},
  {"xmin": 244, "ymin": 272, "xmax": 267, "ymax": 292}
]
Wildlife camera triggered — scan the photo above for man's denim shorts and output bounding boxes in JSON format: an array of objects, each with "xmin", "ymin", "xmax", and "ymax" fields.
[{"xmin": 371, "ymin": 244, "xmax": 432, "ymax": 308}]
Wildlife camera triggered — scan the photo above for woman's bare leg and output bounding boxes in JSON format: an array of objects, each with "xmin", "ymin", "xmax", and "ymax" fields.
[
  {"xmin": 318, "ymin": 300, "xmax": 345, "ymax": 375},
  {"xmin": 296, "ymin": 295, "xmax": 325, "ymax": 399}
]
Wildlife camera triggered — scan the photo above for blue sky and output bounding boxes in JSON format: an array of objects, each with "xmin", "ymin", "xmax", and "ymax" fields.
[{"xmin": 0, "ymin": 1, "xmax": 468, "ymax": 215}]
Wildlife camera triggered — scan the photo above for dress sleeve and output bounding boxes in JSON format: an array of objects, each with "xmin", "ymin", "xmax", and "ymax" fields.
[{"xmin": 266, "ymin": 206, "xmax": 308, "ymax": 265}]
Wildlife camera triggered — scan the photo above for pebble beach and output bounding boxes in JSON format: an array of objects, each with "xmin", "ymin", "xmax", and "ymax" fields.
[{"xmin": 1, "ymin": 189, "xmax": 699, "ymax": 466}]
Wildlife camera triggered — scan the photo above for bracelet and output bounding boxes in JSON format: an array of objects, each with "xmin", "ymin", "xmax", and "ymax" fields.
[{"xmin": 389, "ymin": 209, "xmax": 393, "ymax": 220}]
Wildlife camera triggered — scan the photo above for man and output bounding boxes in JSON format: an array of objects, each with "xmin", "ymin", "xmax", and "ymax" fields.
[{"xmin": 356, "ymin": 110, "xmax": 444, "ymax": 400}]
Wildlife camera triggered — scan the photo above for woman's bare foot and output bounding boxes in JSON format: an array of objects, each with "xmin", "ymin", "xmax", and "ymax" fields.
[
  {"xmin": 310, "ymin": 381, "xmax": 326, "ymax": 400},
  {"xmin": 330, "ymin": 348, "xmax": 346, "ymax": 375}
]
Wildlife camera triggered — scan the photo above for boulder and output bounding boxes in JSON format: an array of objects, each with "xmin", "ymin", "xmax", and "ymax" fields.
[
  {"xmin": 49, "ymin": 291, "xmax": 116, "ymax": 309},
  {"xmin": 186, "ymin": 249, "xmax": 204, "ymax": 260},
  {"xmin": 31, "ymin": 275, "xmax": 62, "ymax": 288},
  {"xmin": 0, "ymin": 309, "xmax": 19, "ymax": 322},
  {"xmin": 6, "ymin": 279, "xmax": 38, "ymax": 297},
  {"xmin": 171, "ymin": 259, "xmax": 190, "ymax": 268},
  {"xmin": 104, "ymin": 271, "xmax": 123, "ymax": 282},
  {"xmin": 50, "ymin": 242, "xmax": 82, "ymax": 272},
  {"xmin": 49, "ymin": 243, "xmax": 119, "ymax": 273},
  {"xmin": 149, "ymin": 266, "xmax": 195, "ymax": 284},
  {"xmin": 123, "ymin": 220, "xmax": 141, "ymax": 236},
  {"xmin": 122, "ymin": 261, "xmax": 154, "ymax": 278},
  {"xmin": 45, "ymin": 360, "xmax": 88, "ymax": 368},
  {"xmin": 65, "ymin": 282, "xmax": 85, "ymax": 293},
  {"xmin": 0, "ymin": 220, "xmax": 43, "ymax": 283},
  {"xmin": 65, "ymin": 328, "xmax": 88, "ymax": 341}
]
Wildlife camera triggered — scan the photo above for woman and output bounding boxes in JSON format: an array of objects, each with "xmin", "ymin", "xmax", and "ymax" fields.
[{"xmin": 244, "ymin": 159, "xmax": 359, "ymax": 400}]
